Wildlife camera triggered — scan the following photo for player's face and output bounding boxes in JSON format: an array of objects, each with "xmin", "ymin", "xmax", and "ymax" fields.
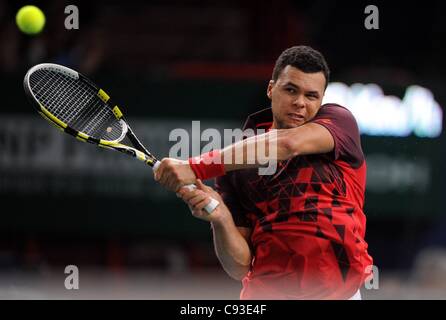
[{"xmin": 268, "ymin": 65, "xmax": 326, "ymax": 129}]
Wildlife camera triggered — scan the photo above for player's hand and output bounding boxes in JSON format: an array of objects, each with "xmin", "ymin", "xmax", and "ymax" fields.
[
  {"xmin": 153, "ymin": 158, "xmax": 197, "ymax": 191},
  {"xmin": 177, "ymin": 180, "xmax": 227, "ymax": 222}
]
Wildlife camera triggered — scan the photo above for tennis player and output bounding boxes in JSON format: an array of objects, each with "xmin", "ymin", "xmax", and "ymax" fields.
[{"xmin": 155, "ymin": 46, "xmax": 373, "ymax": 300}]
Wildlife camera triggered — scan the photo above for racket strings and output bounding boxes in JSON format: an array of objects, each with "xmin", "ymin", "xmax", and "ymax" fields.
[
  {"xmin": 31, "ymin": 70, "xmax": 85, "ymax": 121},
  {"xmin": 30, "ymin": 69, "xmax": 96, "ymax": 122},
  {"xmin": 29, "ymin": 69, "xmax": 124, "ymax": 141}
]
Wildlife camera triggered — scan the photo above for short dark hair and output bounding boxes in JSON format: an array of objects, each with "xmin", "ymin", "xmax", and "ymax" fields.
[{"xmin": 272, "ymin": 46, "xmax": 330, "ymax": 87}]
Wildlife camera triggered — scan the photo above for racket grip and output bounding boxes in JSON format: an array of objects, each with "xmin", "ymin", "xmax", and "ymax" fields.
[
  {"xmin": 153, "ymin": 161, "xmax": 161, "ymax": 171},
  {"xmin": 152, "ymin": 161, "xmax": 220, "ymax": 214}
]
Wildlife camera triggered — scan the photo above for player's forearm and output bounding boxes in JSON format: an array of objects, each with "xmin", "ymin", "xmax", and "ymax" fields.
[
  {"xmin": 211, "ymin": 214, "xmax": 252, "ymax": 280},
  {"xmin": 221, "ymin": 129, "xmax": 296, "ymax": 172},
  {"xmin": 188, "ymin": 127, "xmax": 314, "ymax": 181}
]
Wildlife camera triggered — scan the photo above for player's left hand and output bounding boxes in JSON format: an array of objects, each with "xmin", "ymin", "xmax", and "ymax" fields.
[
  {"xmin": 153, "ymin": 158, "xmax": 196, "ymax": 191},
  {"xmin": 177, "ymin": 179, "xmax": 226, "ymax": 222}
]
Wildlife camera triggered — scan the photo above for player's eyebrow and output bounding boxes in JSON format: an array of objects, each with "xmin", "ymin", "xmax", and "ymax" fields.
[
  {"xmin": 283, "ymin": 81, "xmax": 299, "ymax": 88},
  {"xmin": 283, "ymin": 82, "xmax": 320, "ymax": 96}
]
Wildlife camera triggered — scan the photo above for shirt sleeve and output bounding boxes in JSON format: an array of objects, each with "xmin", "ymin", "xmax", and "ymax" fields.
[
  {"xmin": 214, "ymin": 173, "xmax": 252, "ymax": 228},
  {"xmin": 310, "ymin": 104, "xmax": 364, "ymax": 168}
]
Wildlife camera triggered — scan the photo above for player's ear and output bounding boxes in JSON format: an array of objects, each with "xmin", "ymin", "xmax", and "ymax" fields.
[{"xmin": 267, "ymin": 80, "xmax": 274, "ymax": 99}]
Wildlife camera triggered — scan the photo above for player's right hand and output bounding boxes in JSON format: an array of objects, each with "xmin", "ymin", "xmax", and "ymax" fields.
[{"xmin": 154, "ymin": 157, "xmax": 197, "ymax": 192}]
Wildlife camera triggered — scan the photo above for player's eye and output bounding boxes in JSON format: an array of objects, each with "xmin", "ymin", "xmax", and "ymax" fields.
[
  {"xmin": 306, "ymin": 94, "xmax": 318, "ymax": 100},
  {"xmin": 285, "ymin": 87, "xmax": 296, "ymax": 94}
]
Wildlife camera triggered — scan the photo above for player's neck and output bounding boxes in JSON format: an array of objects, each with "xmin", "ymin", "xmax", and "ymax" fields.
[{"xmin": 271, "ymin": 120, "xmax": 278, "ymax": 130}]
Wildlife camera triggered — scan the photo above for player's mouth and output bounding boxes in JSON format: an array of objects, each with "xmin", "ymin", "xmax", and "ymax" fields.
[{"xmin": 288, "ymin": 113, "xmax": 305, "ymax": 122}]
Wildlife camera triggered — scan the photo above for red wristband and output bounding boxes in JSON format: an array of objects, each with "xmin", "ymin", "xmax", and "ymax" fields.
[{"xmin": 189, "ymin": 150, "xmax": 225, "ymax": 180}]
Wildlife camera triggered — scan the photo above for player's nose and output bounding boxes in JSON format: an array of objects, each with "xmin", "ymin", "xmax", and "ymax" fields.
[{"xmin": 292, "ymin": 94, "xmax": 305, "ymax": 108}]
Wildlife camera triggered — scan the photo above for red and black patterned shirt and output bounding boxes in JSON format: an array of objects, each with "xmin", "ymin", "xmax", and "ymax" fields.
[{"xmin": 215, "ymin": 103, "xmax": 373, "ymax": 299}]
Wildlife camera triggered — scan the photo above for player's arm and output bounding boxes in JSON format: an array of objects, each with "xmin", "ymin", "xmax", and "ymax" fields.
[
  {"xmin": 177, "ymin": 180, "xmax": 252, "ymax": 280},
  {"xmin": 222, "ymin": 122, "xmax": 334, "ymax": 172},
  {"xmin": 154, "ymin": 122, "xmax": 334, "ymax": 191},
  {"xmin": 212, "ymin": 221, "xmax": 252, "ymax": 280}
]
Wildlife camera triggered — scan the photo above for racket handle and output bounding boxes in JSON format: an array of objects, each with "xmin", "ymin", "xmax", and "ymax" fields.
[
  {"xmin": 152, "ymin": 161, "xmax": 220, "ymax": 214},
  {"xmin": 153, "ymin": 161, "xmax": 161, "ymax": 171}
]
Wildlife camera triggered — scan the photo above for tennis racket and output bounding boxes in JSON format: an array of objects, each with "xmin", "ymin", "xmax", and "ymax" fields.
[{"xmin": 23, "ymin": 63, "xmax": 219, "ymax": 213}]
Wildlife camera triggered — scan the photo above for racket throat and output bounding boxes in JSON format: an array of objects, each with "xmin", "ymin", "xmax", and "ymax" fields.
[{"xmin": 113, "ymin": 145, "xmax": 156, "ymax": 167}]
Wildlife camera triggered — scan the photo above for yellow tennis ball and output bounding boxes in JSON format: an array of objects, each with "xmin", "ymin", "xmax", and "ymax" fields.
[{"xmin": 16, "ymin": 5, "xmax": 46, "ymax": 35}]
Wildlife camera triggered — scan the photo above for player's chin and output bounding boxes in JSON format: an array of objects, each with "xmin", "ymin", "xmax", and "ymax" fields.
[{"xmin": 281, "ymin": 120, "xmax": 304, "ymax": 129}]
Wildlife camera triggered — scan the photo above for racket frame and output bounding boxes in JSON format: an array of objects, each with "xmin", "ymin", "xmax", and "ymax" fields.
[
  {"xmin": 24, "ymin": 63, "xmax": 219, "ymax": 213},
  {"xmin": 24, "ymin": 63, "xmax": 157, "ymax": 166}
]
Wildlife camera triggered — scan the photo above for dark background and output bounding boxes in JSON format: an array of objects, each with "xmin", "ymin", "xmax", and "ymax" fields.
[{"xmin": 1, "ymin": 0, "xmax": 446, "ymax": 299}]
